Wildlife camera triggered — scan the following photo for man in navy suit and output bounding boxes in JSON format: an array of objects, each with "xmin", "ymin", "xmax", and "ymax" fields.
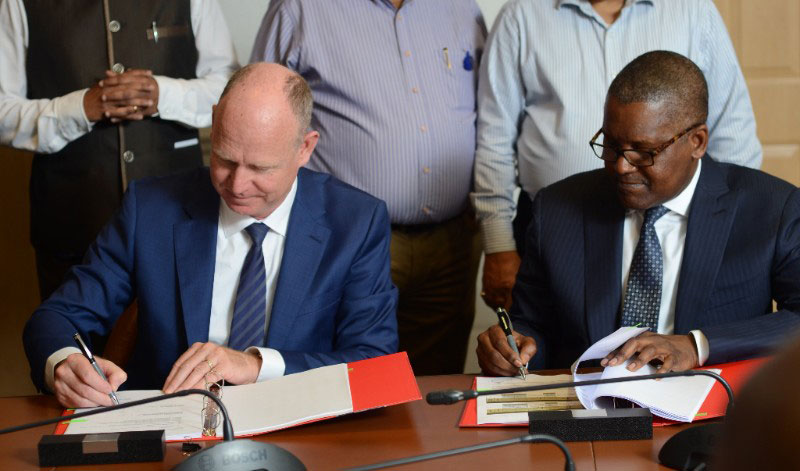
[
  {"xmin": 24, "ymin": 63, "xmax": 399, "ymax": 408},
  {"xmin": 477, "ymin": 51, "xmax": 800, "ymax": 376}
]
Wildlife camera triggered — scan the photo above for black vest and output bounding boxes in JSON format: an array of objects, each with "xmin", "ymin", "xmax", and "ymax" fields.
[{"xmin": 24, "ymin": 0, "xmax": 202, "ymax": 255}]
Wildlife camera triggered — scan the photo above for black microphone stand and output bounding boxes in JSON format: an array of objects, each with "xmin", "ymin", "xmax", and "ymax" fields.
[
  {"xmin": 345, "ymin": 433, "xmax": 575, "ymax": 471},
  {"xmin": 426, "ymin": 369, "xmax": 734, "ymax": 471},
  {"xmin": 0, "ymin": 389, "xmax": 306, "ymax": 471}
]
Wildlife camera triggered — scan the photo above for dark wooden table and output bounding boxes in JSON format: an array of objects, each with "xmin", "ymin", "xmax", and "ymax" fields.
[{"xmin": 0, "ymin": 375, "xmax": 700, "ymax": 470}]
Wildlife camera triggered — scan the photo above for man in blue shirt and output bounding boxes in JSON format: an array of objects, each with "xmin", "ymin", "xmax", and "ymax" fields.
[
  {"xmin": 251, "ymin": 0, "xmax": 487, "ymax": 374},
  {"xmin": 474, "ymin": 0, "xmax": 762, "ymax": 312}
]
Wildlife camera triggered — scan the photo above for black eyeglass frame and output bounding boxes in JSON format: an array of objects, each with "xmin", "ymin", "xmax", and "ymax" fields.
[{"xmin": 589, "ymin": 123, "xmax": 703, "ymax": 168}]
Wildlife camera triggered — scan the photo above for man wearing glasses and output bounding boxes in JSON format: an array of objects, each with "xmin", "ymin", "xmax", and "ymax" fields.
[
  {"xmin": 476, "ymin": 51, "xmax": 800, "ymax": 375},
  {"xmin": 474, "ymin": 0, "xmax": 761, "ymax": 313}
]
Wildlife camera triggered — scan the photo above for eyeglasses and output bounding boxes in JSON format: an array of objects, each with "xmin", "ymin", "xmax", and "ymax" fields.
[{"xmin": 589, "ymin": 123, "xmax": 702, "ymax": 167}]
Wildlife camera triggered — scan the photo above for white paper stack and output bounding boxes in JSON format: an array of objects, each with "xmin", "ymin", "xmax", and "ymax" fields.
[{"xmin": 572, "ymin": 327, "xmax": 719, "ymax": 422}]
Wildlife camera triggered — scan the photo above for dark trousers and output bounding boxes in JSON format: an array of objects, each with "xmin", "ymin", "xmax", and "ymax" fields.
[{"xmin": 391, "ymin": 212, "xmax": 482, "ymax": 375}]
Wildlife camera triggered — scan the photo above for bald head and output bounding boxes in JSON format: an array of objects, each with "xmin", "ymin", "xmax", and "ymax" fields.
[
  {"xmin": 217, "ymin": 63, "xmax": 313, "ymax": 142},
  {"xmin": 209, "ymin": 63, "xmax": 319, "ymax": 220},
  {"xmin": 607, "ymin": 51, "xmax": 708, "ymax": 128}
]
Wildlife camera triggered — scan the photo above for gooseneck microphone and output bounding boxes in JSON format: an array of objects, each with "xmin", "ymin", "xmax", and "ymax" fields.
[
  {"xmin": 427, "ymin": 369, "xmax": 734, "ymax": 471},
  {"xmin": 346, "ymin": 433, "xmax": 575, "ymax": 471},
  {"xmin": 426, "ymin": 369, "xmax": 734, "ymax": 408},
  {"xmin": 0, "ymin": 389, "xmax": 306, "ymax": 471}
]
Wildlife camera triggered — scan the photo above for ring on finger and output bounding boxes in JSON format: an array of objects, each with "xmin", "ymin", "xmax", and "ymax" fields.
[
  {"xmin": 206, "ymin": 359, "xmax": 215, "ymax": 370},
  {"xmin": 132, "ymin": 105, "xmax": 138, "ymax": 112}
]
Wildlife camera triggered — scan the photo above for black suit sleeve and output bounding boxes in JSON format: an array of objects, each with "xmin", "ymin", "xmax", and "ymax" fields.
[
  {"xmin": 703, "ymin": 187, "xmax": 800, "ymax": 363},
  {"xmin": 509, "ymin": 190, "xmax": 562, "ymax": 370}
]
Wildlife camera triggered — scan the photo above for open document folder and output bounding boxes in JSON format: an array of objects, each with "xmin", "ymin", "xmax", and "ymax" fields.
[
  {"xmin": 460, "ymin": 329, "xmax": 767, "ymax": 427},
  {"xmin": 56, "ymin": 352, "xmax": 420, "ymax": 441}
]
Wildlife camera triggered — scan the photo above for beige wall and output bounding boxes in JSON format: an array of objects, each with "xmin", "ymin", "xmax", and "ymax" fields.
[{"xmin": 716, "ymin": 0, "xmax": 800, "ymax": 187}]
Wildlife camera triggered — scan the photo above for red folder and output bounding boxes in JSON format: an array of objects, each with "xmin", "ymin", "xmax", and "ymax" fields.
[
  {"xmin": 458, "ymin": 356, "xmax": 768, "ymax": 428},
  {"xmin": 55, "ymin": 352, "xmax": 421, "ymax": 440}
]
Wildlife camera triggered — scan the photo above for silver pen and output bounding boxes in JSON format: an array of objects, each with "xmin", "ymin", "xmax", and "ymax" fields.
[{"xmin": 73, "ymin": 332, "xmax": 120, "ymax": 405}]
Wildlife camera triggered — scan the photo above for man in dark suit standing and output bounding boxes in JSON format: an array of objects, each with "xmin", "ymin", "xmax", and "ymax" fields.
[
  {"xmin": 477, "ymin": 51, "xmax": 800, "ymax": 376},
  {"xmin": 24, "ymin": 63, "xmax": 398, "ymax": 408}
]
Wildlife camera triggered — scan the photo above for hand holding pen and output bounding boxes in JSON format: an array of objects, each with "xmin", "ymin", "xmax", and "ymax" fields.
[
  {"xmin": 495, "ymin": 308, "xmax": 528, "ymax": 379},
  {"xmin": 476, "ymin": 308, "xmax": 536, "ymax": 378},
  {"xmin": 49, "ymin": 333, "xmax": 127, "ymax": 408}
]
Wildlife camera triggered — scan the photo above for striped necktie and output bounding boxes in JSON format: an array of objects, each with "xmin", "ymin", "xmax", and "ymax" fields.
[
  {"xmin": 228, "ymin": 223, "xmax": 269, "ymax": 351},
  {"xmin": 620, "ymin": 205, "xmax": 670, "ymax": 331}
]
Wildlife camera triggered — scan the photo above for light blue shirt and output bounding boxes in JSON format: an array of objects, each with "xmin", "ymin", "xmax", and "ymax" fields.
[
  {"xmin": 472, "ymin": 0, "xmax": 762, "ymax": 253},
  {"xmin": 251, "ymin": 0, "xmax": 487, "ymax": 224}
]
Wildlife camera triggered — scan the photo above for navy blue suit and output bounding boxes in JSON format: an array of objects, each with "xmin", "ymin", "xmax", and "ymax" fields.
[
  {"xmin": 512, "ymin": 158, "xmax": 800, "ymax": 369},
  {"xmin": 24, "ymin": 168, "xmax": 399, "ymax": 391}
]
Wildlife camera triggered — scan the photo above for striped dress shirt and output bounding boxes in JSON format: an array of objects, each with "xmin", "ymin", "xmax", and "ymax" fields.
[
  {"xmin": 472, "ymin": 0, "xmax": 762, "ymax": 254},
  {"xmin": 250, "ymin": 0, "xmax": 487, "ymax": 224}
]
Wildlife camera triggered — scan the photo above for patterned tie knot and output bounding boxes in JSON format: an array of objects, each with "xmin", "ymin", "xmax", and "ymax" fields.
[
  {"xmin": 643, "ymin": 205, "xmax": 669, "ymax": 227},
  {"xmin": 245, "ymin": 223, "xmax": 269, "ymax": 246}
]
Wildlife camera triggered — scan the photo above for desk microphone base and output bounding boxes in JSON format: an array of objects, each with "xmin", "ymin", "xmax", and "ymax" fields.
[
  {"xmin": 658, "ymin": 422, "xmax": 723, "ymax": 470},
  {"xmin": 528, "ymin": 408, "xmax": 653, "ymax": 441},
  {"xmin": 175, "ymin": 439, "xmax": 306, "ymax": 471}
]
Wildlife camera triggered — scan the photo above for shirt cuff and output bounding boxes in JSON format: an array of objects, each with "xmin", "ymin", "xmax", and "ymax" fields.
[
  {"xmin": 45, "ymin": 347, "xmax": 82, "ymax": 393},
  {"xmin": 246, "ymin": 347, "xmax": 286, "ymax": 382},
  {"xmin": 689, "ymin": 330, "xmax": 709, "ymax": 366},
  {"xmin": 56, "ymin": 89, "xmax": 94, "ymax": 139},
  {"xmin": 152, "ymin": 75, "xmax": 179, "ymax": 120},
  {"xmin": 480, "ymin": 219, "xmax": 517, "ymax": 254}
]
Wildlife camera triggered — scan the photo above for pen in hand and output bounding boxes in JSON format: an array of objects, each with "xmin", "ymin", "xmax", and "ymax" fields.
[
  {"xmin": 73, "ymin": 332, "xmax": 120, "ymax": 405},
  {"xmin": 495, "ymin": 308, "xmax": 527, "ymax": 380}
]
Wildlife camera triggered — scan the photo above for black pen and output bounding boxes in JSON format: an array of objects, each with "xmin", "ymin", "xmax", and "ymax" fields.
[
  {"xmin": 495, "ymin": 308, "xmax": 527, "ymax": 380},
  {"xmin": 73, "ymin": 332, "xmax": 120, "ymax": 405}
]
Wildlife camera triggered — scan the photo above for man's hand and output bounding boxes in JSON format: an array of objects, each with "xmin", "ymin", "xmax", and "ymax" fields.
[
  {"xmin": 162, "ymin": 342, "xmax": 262, "ymax": 394},
  {"xmin": 601, "ymin": 331, "xmax": 699, "ymax": 374},
  {"xmin": 476, "ymin": 325, "xmax": 536, "ymax": 376},
  {"xmin": 98, "ymin": 69, "xmax": 159, "ymax": 122},
  {"xmin": 481, "ymin": 250, "xmax": 521, "ymax": 310},
  {"xmin": 53, "ymin": 353, "xmax": 127, "ymax": 408}
]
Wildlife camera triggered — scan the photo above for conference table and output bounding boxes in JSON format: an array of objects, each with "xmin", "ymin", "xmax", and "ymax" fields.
[{"xmin": 0, "ymin": 374, "xmax": 704, "ymax": 470}]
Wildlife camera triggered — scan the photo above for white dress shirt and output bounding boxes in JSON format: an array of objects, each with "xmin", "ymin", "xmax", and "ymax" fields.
[
  {"xmin": 620, "ymin": 160, "xmax": 709, "ymax": 365},
  {"xmin": 44, "ymin": 180, "xmax": 297, "ymax": 392},
  {"xmin": 0, "ymin": 0, "xmax": 238, "ymax": 153},
  {"xmin": 209, "ymin": 180, "xmax": 298, "ymax": 382}
]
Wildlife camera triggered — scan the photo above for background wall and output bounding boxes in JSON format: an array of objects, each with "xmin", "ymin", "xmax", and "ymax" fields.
[{"xmin": 1, "ymin": 0, "xmax": 797, "ymax": 396}]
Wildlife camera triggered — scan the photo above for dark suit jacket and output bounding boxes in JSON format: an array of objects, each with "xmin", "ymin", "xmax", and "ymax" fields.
[
  {"xmin": 24, "ymin": 168, "xmax": 399, "ymax": 391},
  {"xmin": 512, "ymin": 158, "xmax": 800, "ymax": 369}
]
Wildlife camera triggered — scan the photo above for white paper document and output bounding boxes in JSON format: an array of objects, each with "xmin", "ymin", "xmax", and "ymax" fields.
[
  {"xmin": 572, "ymin": 327, "xmax": 719, "ymax": 422},
  {"xmin": 476, "ymin": 374, "xmax": 575, "ymax": 425},
  {"xmin": 64, "ymin": 363, "xmax": 353, "ymax": 440}
]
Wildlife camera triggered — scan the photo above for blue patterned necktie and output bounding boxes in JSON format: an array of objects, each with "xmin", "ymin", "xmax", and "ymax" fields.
[
  {"xmin": 620, "ymin": 205, "xmax": 670, "ymax": 331},
  {"xmin": 228, "ymin": 223, "xmax": 269, "ymax": 351}
]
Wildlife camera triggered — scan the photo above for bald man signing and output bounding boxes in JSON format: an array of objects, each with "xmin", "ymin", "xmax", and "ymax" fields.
[
  {"xmin": 24, "ymin": 63, "xmax": 399, "ymax": 408},
  {"xmin": 477, "ymin": 51, "xmax": 800, "ymax": 376}
]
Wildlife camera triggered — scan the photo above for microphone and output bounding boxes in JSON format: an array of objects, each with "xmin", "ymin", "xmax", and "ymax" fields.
[
  {"xmin": 0, "ymin": 389, "xmax": 306, "ymax": 471},
  {"xmin": 427, "ymin": 369, "xmax": 734, "ymax": 471},
  {"xmin": 345, "ymin": 433, "xmax": 575, "ymax": 471}
]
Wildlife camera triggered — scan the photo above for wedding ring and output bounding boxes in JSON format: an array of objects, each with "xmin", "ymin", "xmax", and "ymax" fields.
[
  {"xmin": 132, "ymin": 105, "xmax": 138, "ymax": 112},
  {"xmin": 206, "ymin": 359, "xmax": 214, "ymax": 370}
]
